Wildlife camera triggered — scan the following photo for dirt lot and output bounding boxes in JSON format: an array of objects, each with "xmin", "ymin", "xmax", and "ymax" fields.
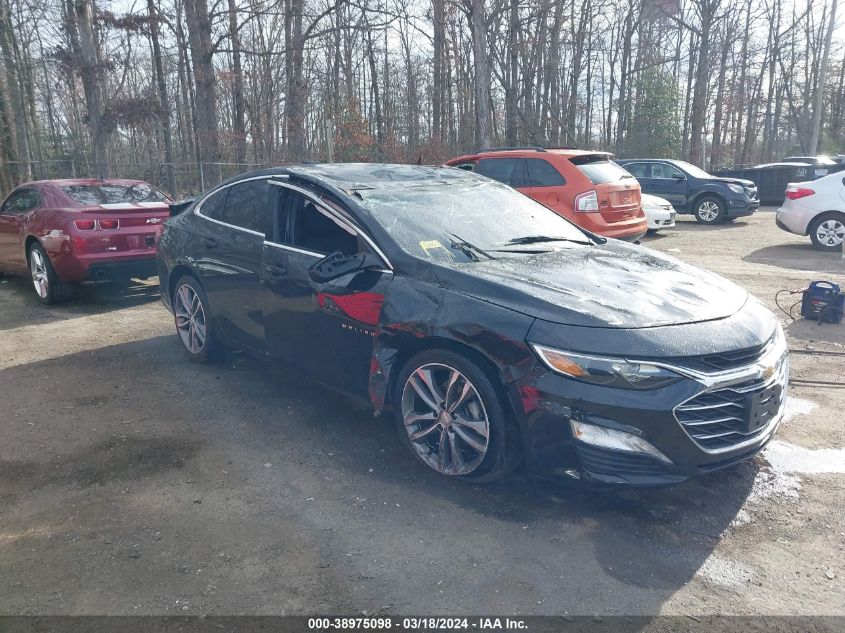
[{"xmin": 1, "ymin": 208, "xmax": 843, "ymax": 617}]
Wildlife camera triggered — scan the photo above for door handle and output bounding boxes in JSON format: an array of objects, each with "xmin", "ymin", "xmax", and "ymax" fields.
[
  {"xmin": 203, "ymin": 237, "xmax": 218, "ymax": 249},
  {"xmin": 265, "ymin": 263, "xmax": 287, "ymax": 277}
]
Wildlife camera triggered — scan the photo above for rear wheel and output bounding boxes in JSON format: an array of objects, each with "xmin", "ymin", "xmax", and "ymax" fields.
[
  {"xmin": 172, "ymin": 275, "xmax": 223, "ymax": 362},
  {"xmin": 694, "ymin": 196, "xmax": 726, "ymax": 224},
  {"xmin": 394, "ymin": 349, "xmax": 519, "ymax": 482},
  {"xmin": 808, "ymin": 212, "xmax": 845, "ymax": 251},
  {"xmin": 28, "ymin": 243, "xmax": 74, "ymax": 305}
]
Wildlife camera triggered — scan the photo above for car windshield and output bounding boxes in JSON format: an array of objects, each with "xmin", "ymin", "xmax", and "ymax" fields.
[
  {"xmin": 356, "ymin": 180, "xmax": 591, "ymax": 262},
  {"xmin": 671, "ymin": 160, "xmax": 713, "ymax": 179},
  {"xmin": 61, "ymin": 183, "xmax": 168, "ymax": 205},
  {"xmin": 569, "ymin": 155, "xmax": 633, "ymax": 184}
]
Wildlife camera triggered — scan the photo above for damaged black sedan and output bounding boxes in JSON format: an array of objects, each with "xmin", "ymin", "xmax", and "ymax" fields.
[{"xmin": 156, "ymin": 164, "xmax": 788, "ymax": 486}]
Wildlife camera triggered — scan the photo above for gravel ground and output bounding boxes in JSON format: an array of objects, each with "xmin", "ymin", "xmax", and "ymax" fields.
[{"xmin": 0, "ymin": 208, "xmax": 843, "ymax": 617}]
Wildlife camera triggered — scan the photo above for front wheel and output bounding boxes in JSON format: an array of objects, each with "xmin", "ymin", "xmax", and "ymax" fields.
[
  {"xmin": 694, "ymin": 196, "xmax": 726, "ymax": 224},
  {"xmin": 808, "ymin": 212, "xmax": 845, "ymax": 251},
  {"xmin": 172, "ymin": 275, "xmax": 223, "ymax": 362},
  {"xmin": 394, "ymin": 349, "xmax": 519, "ymax": 482},
  {"xmin": 28, "ymin": 243, "xmax": 74, "ymax": 305}
]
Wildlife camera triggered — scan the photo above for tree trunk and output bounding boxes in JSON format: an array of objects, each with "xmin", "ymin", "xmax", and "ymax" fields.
[
  {"xmin": 184, "ymin": 0, "xmax": 221, "ymax": 184},
  {"xmin": 227, "ymin": 0, "xmax": 247, "ymax": 164},
  {"xmin": 147, "ymin": 0, "xmax": 175, "ymax": 194},
  {"xmin": 808, "ymin": 0, "xmax": 838, "ymax": 154},
  {"xmin": 469, "ymin": 0, "xmax": 491, "ymax": 148}
]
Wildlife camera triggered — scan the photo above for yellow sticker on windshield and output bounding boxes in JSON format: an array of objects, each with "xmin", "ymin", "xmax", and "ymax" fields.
[{"xmin": 419, "ymin": 240, "xmax": 445, "ymax": 253}]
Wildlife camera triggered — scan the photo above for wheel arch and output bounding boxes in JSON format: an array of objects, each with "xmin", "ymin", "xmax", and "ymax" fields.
[
  {"xmin": 690, "ymin": 190, "xmax": 726, "ymax": 212},
  {"xmin": 168, "ymin": 264, "xmax": 200, "ymax": 302},
  {"xmin": 24, "ymin": 235, "xmax": 40, "ymax": 257},
  {"xmin": 378, "ymin": 334, "xmax": 527, "ymax": 460}
]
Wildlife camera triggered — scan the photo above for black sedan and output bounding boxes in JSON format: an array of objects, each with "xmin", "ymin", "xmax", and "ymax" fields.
[{"xmin": 156, "ymin": 164, "xmax": 788, "ymax": 486}]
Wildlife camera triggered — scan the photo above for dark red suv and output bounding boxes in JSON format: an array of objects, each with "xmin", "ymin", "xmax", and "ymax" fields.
[{"xmin": 446, "ymin": 147, "xmax": 647, "ymax": 241}]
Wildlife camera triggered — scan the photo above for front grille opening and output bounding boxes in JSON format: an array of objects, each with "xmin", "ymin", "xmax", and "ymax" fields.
[{"xmin": 676, "ymin": 377, "xmax": 784, "ymax": 451}]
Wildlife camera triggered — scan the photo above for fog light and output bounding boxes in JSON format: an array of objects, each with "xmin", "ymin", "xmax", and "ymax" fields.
[{"xmin": 570, "ymin": 420, "xmax": 673, "ymax": 464}]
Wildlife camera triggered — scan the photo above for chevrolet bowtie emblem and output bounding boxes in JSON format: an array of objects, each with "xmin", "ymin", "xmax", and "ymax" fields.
[{"xmin": 146, "ymin": 217, "xmax": 162, "ymax": 224}]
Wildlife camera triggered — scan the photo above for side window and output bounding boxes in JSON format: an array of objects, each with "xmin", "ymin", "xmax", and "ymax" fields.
[
  {"xmin": 651, "ymin": 163, "xmax": 684, "ymax": 179},
  {"xmin": 526, "ymin": 158, "xmax": 565, "ymax": 187},
  {"xmin": 476, "ymin": 158, "xmax": 527, "ymax": 188},
  {"xmin": 222, "ymin": 180, "xmax": 268, "ymax": 234},
  {"xmin": 198, "ymin": 188, "xmax": 228, "ymax": 221},
  {"xmin": 280, "ymin": 191, "xmax": 359, "ymax": 256},
  {"xmin": 623, "ymin": 162, "xmax": 649, "ymax": 178},
  {"xmin": 1, "ymin": 188, "xmax": 39, "ymax": 214}
]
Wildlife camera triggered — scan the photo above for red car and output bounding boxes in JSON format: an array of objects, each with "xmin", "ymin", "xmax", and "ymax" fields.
[
  {"xmin": 445, "ymin": 147, "xmax": 647, "ymax": 241},
  {"xmin": 0, "ymin": 179, "xmax": 171, "ymax": 304}
]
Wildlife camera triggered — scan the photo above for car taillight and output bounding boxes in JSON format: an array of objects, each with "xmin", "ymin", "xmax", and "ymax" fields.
[
  {"xmin": 98, "ymin": 218, "xmax": 119, "ymax": 230},
  {"xmin": 785, "ymin": 186, "xmax": 815, "ymax": 200},
  {"xmin": 74, "ymin": 219, "xmax": 96, "ymax": 230},
  {"xmin": 574, "ymin": 190, "xmax": 599, "ymax": 213}
]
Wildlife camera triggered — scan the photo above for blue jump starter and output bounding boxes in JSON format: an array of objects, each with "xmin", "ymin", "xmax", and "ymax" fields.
[{"xmin": 801, "ymin": 281, "xmax": 844, "ymax": 324}]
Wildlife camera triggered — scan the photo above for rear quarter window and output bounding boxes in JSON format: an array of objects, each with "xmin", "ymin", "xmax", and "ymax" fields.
[
  {"xmin": 569, "ymin": 156, "xmax": 632, "ymax": 185},
  {"xmin": 526, "ymin": 158, "xmax": 565, "ymax": 186}
]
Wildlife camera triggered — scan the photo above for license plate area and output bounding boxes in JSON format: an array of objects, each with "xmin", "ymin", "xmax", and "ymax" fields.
[{"xmin": 744, "ymin": 384, "xmax": 782, "ymax": 433}]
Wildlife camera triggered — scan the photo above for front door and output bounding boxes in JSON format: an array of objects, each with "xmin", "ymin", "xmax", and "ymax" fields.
[
  {"xmin": 262, "ymin": 185, "xmax": 392, "ymax": 397},
  {"xmin": 647, "ymin": 162, "xmax": 689, "ymax": 209}
]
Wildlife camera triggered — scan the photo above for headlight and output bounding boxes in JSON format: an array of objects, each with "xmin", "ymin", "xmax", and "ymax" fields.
[
  {"xmin": 727, "ymin": 183, "xmax": 745, "ymax": 194},
  {"xmin": 531, "ymin": 344, "xmax": 683, "ymax": 390}
]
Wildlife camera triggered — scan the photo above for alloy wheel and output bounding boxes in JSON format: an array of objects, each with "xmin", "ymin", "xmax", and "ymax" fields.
[
  {"xmin": 697, "ymin": 201, "xmax": 720, "ymax": 222},
  {"xmin": 30, "ymin": 249, "xmax": 49, "ymax": 299},
  {"xmin": 816, "ymin": 219, "xmax": 845, "ymax": 248},
  {"xmin": 401, "ymin": 363, "xmax": 490, "ymax": 476},
  {"xmin": 174, "ymin": 283, "xmax": 207, "ymax": 354}
]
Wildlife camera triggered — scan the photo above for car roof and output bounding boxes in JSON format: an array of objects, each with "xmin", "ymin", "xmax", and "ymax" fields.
[
  {"xmin": 448, "ymin": 148, "xmax": 613, "ymax": 161},
  {"xmin": 221, "ymin": 163, "xmax": 481, "ymax": 193},
  {"xmin": 20, "ymin": 178, "xmax": 154, "ymax": 188}
]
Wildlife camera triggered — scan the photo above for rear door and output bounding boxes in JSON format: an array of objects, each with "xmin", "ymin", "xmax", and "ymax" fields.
[
  {"xmin": 569, "ymin": 155, "xmax": 641, "ymax": 224},
  {"xmin": 647, "ymin": 162, "xmax": 688, "ymax": 209},
  {"xmin": 194, "ymin": 178, "xmax": 269, "ymax": 353},
  {"xmin": 525, "ymin": 157, "xmax": 567, "ymax": 213},
  {"xmin": 475, "ymin": 157, "xmax": 530, "ymax": 194},
  {"xmin": 0, "ymin": 187, "xmax": 39, "ymax": 271}
]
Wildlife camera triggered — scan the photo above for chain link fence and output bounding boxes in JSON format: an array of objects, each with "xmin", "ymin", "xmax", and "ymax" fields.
[{"xmin": 0, "ymin": 160, "xmax": 270, "ymax": 200}]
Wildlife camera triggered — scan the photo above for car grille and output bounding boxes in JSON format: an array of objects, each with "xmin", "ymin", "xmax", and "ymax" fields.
[
  {"xmin": 664, "ymin": 342, "xmax": 768, "ymax": 373},
  {"xmin": 675, "ymin": 371, "xmax": 786, "ymax": 451}
]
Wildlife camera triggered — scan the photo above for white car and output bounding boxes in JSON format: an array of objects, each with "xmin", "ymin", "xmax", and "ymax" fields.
[
  {"xmin": 776, "ymin": 172, "xmax": 845, "ymax": 251},
  {"xmin": 641, "ymin": 193, "xmax": 677, "ymax": 232}
]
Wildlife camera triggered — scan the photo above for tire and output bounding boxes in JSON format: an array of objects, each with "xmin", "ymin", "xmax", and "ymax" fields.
[
  {"xmin": 28, "ymin": 242, "xmax": 75, "ymax": 305},
  {"xmin": 393, "ymin": 349, "xmax": 520, "ymax": 482},
  {"xmin": 808, "ymin": 212, "xmax": 845, "ymax": 252},
  {"xmin": 693, "ymin": 195, "xmax": 726, "ymax": 224},
  {"xmin": 172, "ymin": 275, "xmax": 223, "ymax": 362}
]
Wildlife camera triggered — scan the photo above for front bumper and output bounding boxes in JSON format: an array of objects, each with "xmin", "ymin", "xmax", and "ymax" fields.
[
  {"xmin": 725, "ymin": 196, "xmax": 759, "ymax": 217},
  {"xmin": 514, "ymin": 340, "xmax": 788, "ymax": 486},
  {"xmin": 646, "ymin": 208, "xmax": 676, "ymax": 230}
]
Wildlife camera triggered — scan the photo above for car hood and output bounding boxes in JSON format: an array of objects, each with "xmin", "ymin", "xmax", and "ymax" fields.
[
  {"xmin": 641, "ymin": 193, "xmax": 672, "ymax": 208},
  {"xmin": 435, "ymin": 241, "xmax": 748, "ymax": 328},
  {"xmin": 711, "ymin": 176, "xmax": 756, "ymax": 188}
]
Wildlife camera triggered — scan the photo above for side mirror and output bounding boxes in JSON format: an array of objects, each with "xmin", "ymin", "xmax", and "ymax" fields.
[
  {"xmin": 309, "ymin": 251, "xmax": 383, "ymax": 283},
  {"xmin": 672, "ymin": 174, "xmax": 686, "ymax": 181}
]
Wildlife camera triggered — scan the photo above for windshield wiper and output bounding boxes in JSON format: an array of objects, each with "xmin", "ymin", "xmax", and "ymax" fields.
[
  {"xmin": 496, "ymin": 235, "xmax": 594, "ymax": 246},
  {"xmin": 447, "ymin": 233, "xmax": 496, "ymax": 261}
]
